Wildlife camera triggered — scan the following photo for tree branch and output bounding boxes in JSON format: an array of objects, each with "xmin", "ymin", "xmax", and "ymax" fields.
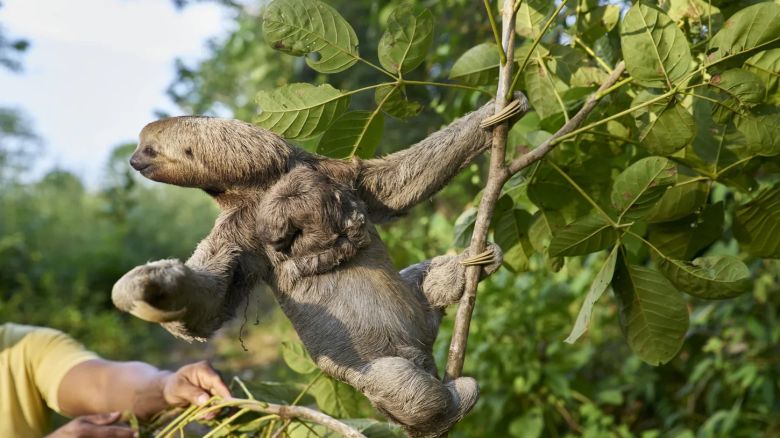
[
  {"xmin": 445, "ymin": 0, "xmax": 517, "ymax": 382},
  {"xmin": 236, "ymin": 401, "xmax": 367, "ymax": 438},
  {"xmin": 507, "ymin": 61, "xmax": 626, "ymax": 175}
]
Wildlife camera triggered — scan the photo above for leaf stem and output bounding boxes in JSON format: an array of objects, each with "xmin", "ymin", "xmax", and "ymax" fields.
[
  {"xmin": 484, "ymin": 0, "xmax": 507, "ymax": 65},
  {"xmin": 717, "ymin": 156, "xmax": 755, "ymax": 177},
  {"xmin": 358, "ymin": 56, "xmax": 398, "ymax": 80},
  {"xmin": 402, "ymin": 80, "xmax": 494, "ymax": 95},
  {"xmin": 574, "ymin": 35, "xmax": 613, "ymax": 73},
  {"xmin": 510, "ymin": 0, "xmax": 568, "ymax": 97}
]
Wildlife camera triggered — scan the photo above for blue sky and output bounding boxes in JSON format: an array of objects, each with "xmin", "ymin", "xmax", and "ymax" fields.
[{"xmin": 0, "ymin": 0, "xmax": 230, "ymax": 186}]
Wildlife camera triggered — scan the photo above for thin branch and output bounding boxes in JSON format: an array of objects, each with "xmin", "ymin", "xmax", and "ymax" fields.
[
  {"xmin": 484, "ymin": 0, "xmax": 506, "ymax": 64},
  {"xmin": 444, "ymin": 0, "xmax": 518, "ymax": 382},
  {"xmin": 235, "ymin": 401, "xmax": 366, "ymax": 438},
  {"xmin": 507, "ymin": 61, "xmax": 626, "ymax": 175}
]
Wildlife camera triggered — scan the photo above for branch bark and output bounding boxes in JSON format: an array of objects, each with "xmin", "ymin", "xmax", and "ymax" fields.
[
  {"xmin": 444, "ymin": 0, "xmax": 517, "ymax": 381},
  {"xmin": 237, "ymin": 401, "xmax": 367, "ymax": 438},
  {"xmin": 507, "ymin": 61, "xmax": 626, "ymax": 175},
  {"xmin": 444, "ymin": 32, "xmax": 628, "ymax": 381}
]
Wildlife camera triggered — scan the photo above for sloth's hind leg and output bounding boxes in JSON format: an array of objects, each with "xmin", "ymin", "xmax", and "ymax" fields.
[{"xmin": 352, "ymin": 356, "xmax": 479, "ymax": 438}]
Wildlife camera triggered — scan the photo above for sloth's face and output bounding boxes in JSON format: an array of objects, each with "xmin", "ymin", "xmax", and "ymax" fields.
[{"xmin": 132, "ymin": 120, "xmax": 224, "ymax": 190}]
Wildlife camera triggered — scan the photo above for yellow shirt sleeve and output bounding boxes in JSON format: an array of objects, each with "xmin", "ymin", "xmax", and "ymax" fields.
[{"xmin": 1, "ymin": 323, "xmax": 99, "ymax": 437}]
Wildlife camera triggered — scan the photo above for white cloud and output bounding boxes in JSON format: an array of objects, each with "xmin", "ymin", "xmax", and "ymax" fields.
[{"xmin": 0, "ymin": 0, "xmax": 229, "ymax": 186}]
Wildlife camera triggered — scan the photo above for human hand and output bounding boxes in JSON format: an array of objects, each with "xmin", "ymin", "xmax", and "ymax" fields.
[
  {"xmin": 47, "ymin": 412, "xmax": 135, "ymax": 438},
  {"xmin": 160, "ymin": 360, "xmax": 231, "ymax": 408}
]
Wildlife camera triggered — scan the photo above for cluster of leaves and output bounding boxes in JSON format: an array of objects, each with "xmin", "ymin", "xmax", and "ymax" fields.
[{"xmin": 248, "ymin": 0, "xmax": 780, "ymax": 367}]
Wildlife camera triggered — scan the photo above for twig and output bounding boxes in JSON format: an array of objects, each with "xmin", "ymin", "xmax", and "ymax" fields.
[
  {"xmin": 236, "ymin": 401, "xmax": 366, "ymax": 438},
  {"xmin": 507, "ymin": 61, "xmax": 626, "ymax": 175},
  {"xmin": 444, "ymin": 0, "xmax": 518, "ymax": 382}
]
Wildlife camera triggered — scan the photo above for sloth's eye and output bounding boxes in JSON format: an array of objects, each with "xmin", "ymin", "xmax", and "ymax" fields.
[
  {"xmin": 142, "ymin": 145, "xmax": 157, "ymax": 157},
  {"xmin": 185, "ymin": 148, "xmax": 194, "ymax": 158}
]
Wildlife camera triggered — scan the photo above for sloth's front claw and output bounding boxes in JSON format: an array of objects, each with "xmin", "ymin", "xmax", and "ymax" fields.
[
  {"xmin": 460, "ymin": 249, "xmax": 495, "ymax": 266},
  {"xmin": 479, "ymin": 92, "xmax": 530, "ymax": 129},
  {"xmin": 459, "ymin": 242, "xmax": 503, "ymax": 278}
]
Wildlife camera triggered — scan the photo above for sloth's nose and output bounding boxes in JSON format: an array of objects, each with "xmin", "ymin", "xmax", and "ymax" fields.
[{"xmin": 129, "ymin": 152, "xmax": 149, "ymax": 171}]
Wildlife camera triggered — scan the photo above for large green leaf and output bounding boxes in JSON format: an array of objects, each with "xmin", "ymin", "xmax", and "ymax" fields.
[
  {"xmin": 493, "ymin": 198, "xmax": 534, "ymax": 273},
  {"xmin": 735, "ymin": 106, "xmax": 780, "ymax": 157},
  {"xmin": 577, "ymin": 4, "xmax": 621, "ymax": 44},
  {"xmin": 453, "ymin": 207, "xmax": 478, "ymax": 248},
  {"xmin": 449, "ymin": 43, "xmax": 500, "ymax": 86},
  {"xmin": 620, "ymin": 3, "xmax": 692, "ymax": 88},
  {"xmin": 734, "ymin": 186, "xmax": 780, "ymax": 257},
  {"xmin": 281, "ymin": 341, "xmax": 317, "ymax": 374},
  {"xmin": 656, "ymin": 255, "xmax": 752, "ymax": 300},
  {"xmin": 317, "ymin": 111, "xmax": 384, "ymax": 159},
  {"xmin": 646, "ymin": 179, "xmax": 708, "ymax": 223},
  {"xmin": 631, "ymin": 92, "xmax": 696, "ymax": 155},
  {"xmin": 255, "ymin": 83, "xmax": 350, "ymax": 139},
  {"xmin": 525, "ymin": 59, "xmax": 567, "ymax": 120},
  {"xmin": 263, "ymin": 0, "xmax": 359, "ymax": 74},
  {"xmin": 708, "ymin": 2, "xmax": 780, "ymax": 65},
  {"xmin": 549, "ymin": 213, "xmax": 617, "ymax": 257},
  {"xmin": 516, "ymin": 0, "xmax": 555, "ymax": 38},
  {"xmin": 611, "ymin": 157, "xmax": 677, "ymax": 219},
  {"xmin": 378, "ymin": 4, "xmax": 433, "ymax": 74},
  {"xmin": 310, "ymin": 375, "xmax": 365, "ymax": 418},
  {"xmin": 374, "ymin": 85, "xmax": 422, "ymax": 119},
  {"xmin": 649, "ymin": 201, "xmax": 724, "ymax": 260},
  {"xmin": 565, "ymin": 244, "xmax": 619, "ymax": 344},
  {"xmin": 612, "ymin": 258, "xmax": 689, "ymax": 365},
  {"xmin": 709, "ymin": 69, "xmax": 766, "ymax": 123},
  {"xmin": 745, "ymin": 49, "xmax": 780, "ymax": 104}
]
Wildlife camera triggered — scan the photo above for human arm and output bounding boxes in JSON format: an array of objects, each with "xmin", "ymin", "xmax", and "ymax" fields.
[{"xmin": 56, "ymin": 359, "xmax": 230, "ymax": 419}]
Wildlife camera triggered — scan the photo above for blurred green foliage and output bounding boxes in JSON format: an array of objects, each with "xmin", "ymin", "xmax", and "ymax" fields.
[{"xmin": 2, "ymin": 0, "xmax": 779, "ymax": 437}]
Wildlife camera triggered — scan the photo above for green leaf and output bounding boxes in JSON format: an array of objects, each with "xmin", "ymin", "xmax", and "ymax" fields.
[
  {"xmin": 646, "ymin": 179, "xmax": 708, "ymax": 223},
  {"xmin": 529, "ymin": 210, "xmax": 566, "ymax": 272},
  {"xmin": 565, "ymin": 244, "xmax": 619, "ymax": 344},
  {"xmin": 378, "ymin": 4, "xmax": 433, "ymax": 74},
  {"xmin": 612, "ymin": 257, "xmax": 689, "ymax": 365},
  {"xmin": 515, "ymin": 0, "xmax": 555, "ymax": 38},
  {"xmin": 577, "ymin": 4, "xmax": 621, "ymax": 44},
  {"xmin": 310, "ymin": 375, "xmax": 364, "ymax": 418},
  {"xmin": 734, "ymin": 186, "xmax": 780, "ymax": 257},
  {"xmin": 709, "ymin": 69, "xmax": 766, "ymax": 123},
  {"xmin": 255, "ymin": 83, "xmax": 350, "ymax": 139},
  {"xmin": 374, "ymin": 85, "xmax": 422, "ymax": 119},
  {"xmin": 656, "ymin": 255, "xmax": 752, "ymax": 299},
  {"xmin": 524, "ymin": 59, "xmax": 567, "ymax": 120},
  {"xmin": 281, "ymin": 341, "xmax": 317, "ymax": 374},
  {"xmin": 263, "ymin": 0, "xmax": 360, "ymax": 74},
  {"xmin": 649, "ymin": 201, "xmax": 724, "ymax": 260},
  {"xmin": 708, "ymin": 2, "xmax": 780, "ymax": 65},
  {"xmin": 745, "ymin": 49, "xmax": 780, "ymax": 104},
  {"xmin": 493, "ymin": 197, "xmax": 534, "ymax": 273},
  {"xmin": 453, "ymin": 207, "xmax": 477, "ymax": 248},
  {"xmin": 611, "ymin": 157, "xmax": 678, "ymax": 219},
  {"xmin": 317, "ymin": 111, "xmax": 384, "ymax": 159},
  {"xmin": 666, "ymin": 0, "xmax": 723, "ymax": 33},
  {"xmin": 449, "ymin": 43, "xmax": 500, "ymax": 86},
  {"xmin": 620, "ymin": 3, "xmax": 692, "ymax": 88},
  {"xmin": 735, "ymin": 106, "xmax": 780, "ymax": 157},
  {"xmin": 631, "ymin": 92, "xmax": 696, "ymax": 155},
  {"xmin": 549, "ymin": 213, "xmax": 617, "ymax": 257}
]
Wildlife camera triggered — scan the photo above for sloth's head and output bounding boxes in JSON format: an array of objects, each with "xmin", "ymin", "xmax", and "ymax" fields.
[{"xmin": 130, "ymin": 116, "xmax": 293, "ymax": 193}]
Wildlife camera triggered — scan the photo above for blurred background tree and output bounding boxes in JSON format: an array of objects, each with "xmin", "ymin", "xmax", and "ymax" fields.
[{"xmin": 1, "ymin": 0, "xmax": 778, "ymax": 437}]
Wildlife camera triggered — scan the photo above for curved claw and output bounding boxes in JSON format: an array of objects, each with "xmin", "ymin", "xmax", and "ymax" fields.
[
  {"xmin": 460, "ymin": 248, "xmax": 495, "ymax": 266},
  {"xmin": 480, "ymin": 99, "xmax": 524, "ymax": 129},
  {"xmin": 129, "ymin": 300, "xmax": 187, "ymax": 323}
]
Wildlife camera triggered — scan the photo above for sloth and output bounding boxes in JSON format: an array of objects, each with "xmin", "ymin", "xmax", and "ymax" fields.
[{"xmin": 112, "ymin": 94, "xmax": 527, "ymax": 436}]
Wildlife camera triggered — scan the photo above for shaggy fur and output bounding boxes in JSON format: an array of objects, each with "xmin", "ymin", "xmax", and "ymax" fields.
[{"xmin": 112, "ymin": 98, "xmax": 513, "ymax": 436}]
